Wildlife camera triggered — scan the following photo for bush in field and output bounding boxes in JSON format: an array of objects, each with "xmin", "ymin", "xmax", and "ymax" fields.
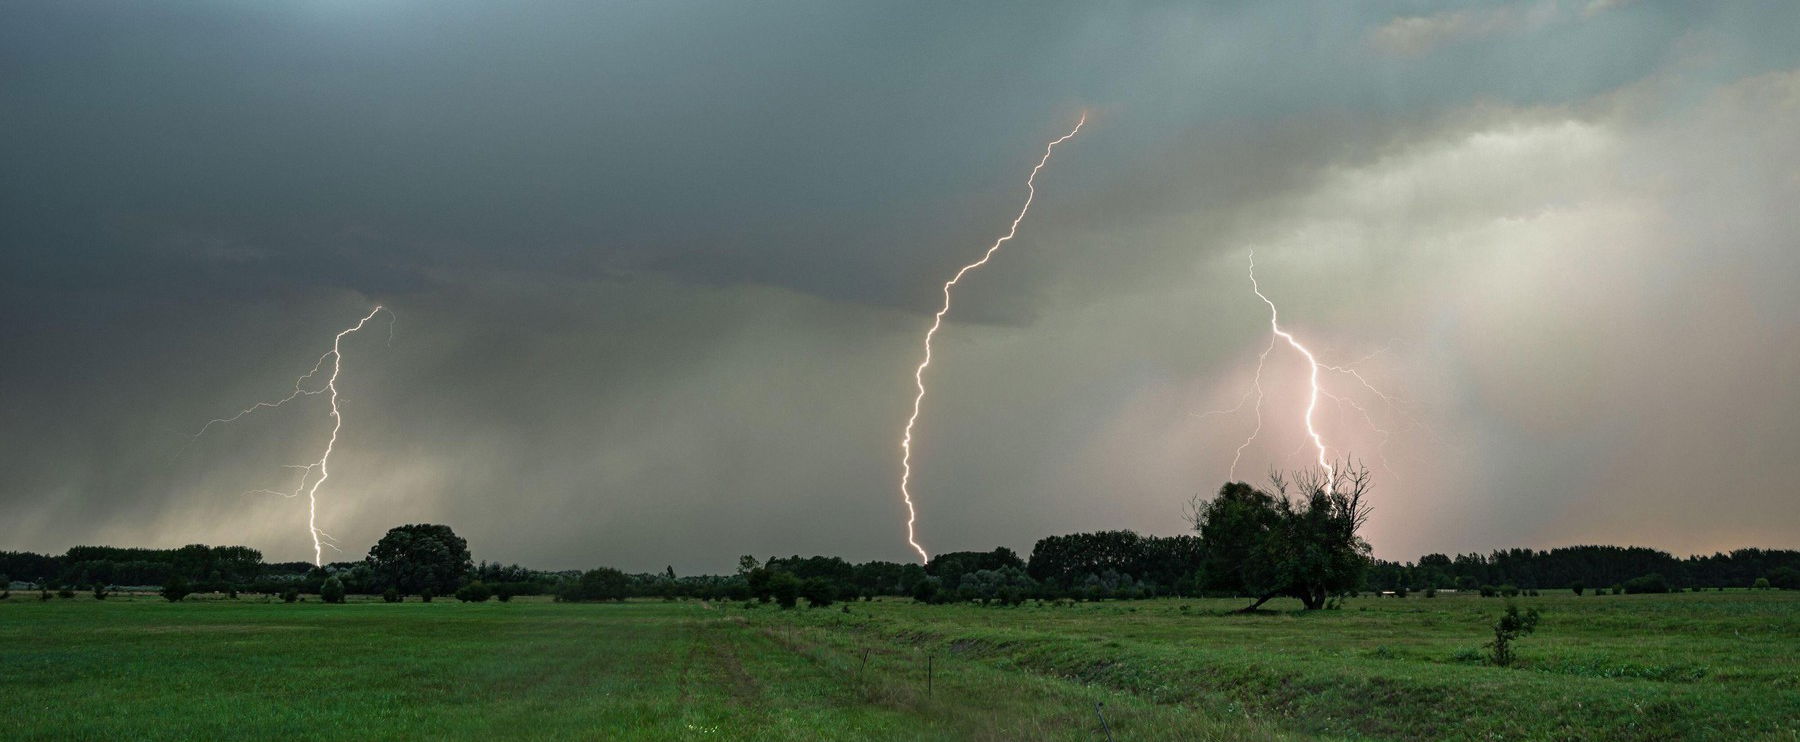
[
  {"xmin": 281, "ymin": 587, "xmax": 299, "ymax": 603},
  {"xmin": 799, "ymin": 577, "xmax": 835, "ymax": 608},
  {"xmin": 1753, "ymin": 577, "xmax": 1771, "ymax": 590},
  {"xmin": 1478, "ymin": 584, "xmax": 1497, "ymax": 597},
  {"xmin": 1424, "ymin": 587, "xmax": 1437, "ymax": 598},
  {"xmin": 1611, "ymin": 584, "xmax": 1623, "ymax": 595},
  {"xmin": 419, "ymin": 588, "xmax": 434, "ymax": 603},
  {"xmin": 455, "ymin": 581, "xmax": 491, "ymax": 603},
  {"xmin": 1623, "ymin": 573, "xmax": 1670, "ymax": 594},
  {"xmin": 92, "ymin": 584, "xmax": 109, "ymax": 600},
  {"xmin": 382, "ymin": 587, "xmax": 401, "ymax": 603},
  {"xmin": 1393, "ymin": 585, "xmax": 1408, "ymax": 598},
  {"xmin": 1487, "ymin": 602, "xmax": 1540, "ymax": 667},
  {"xmin": 58, "ymin": 587, "xmax": 76, "ymax": 599},
  {"xmin": 320, "ymin": 577, "xmax": 346, "ymax": 604},
  {"xmin": 911, "ymin": 577, "xmax": 941, "ymax": 604},
  {"xmin": 769, "ymin": 571, "xmax": 800, "ymax": 609},
  {"xmin": 1497, "ymin": 584, "xmax": 1519, "ymax": 597},
  {"xmin": 1570, "ymin": 581, "xmax": 1584, "ymax": 596},
  {"xmin": 162, "ymin": 576, "xmax": 191, "ymax": 602}
]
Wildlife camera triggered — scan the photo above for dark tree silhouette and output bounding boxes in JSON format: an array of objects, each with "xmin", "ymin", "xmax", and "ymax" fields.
[
  {"xmin": 1189, "ymin": 464, "xmax": 1373, "ymax": 611},
  {"xmin": 365, "ymin": 524, "xmax": 473, "ymax": 596}
]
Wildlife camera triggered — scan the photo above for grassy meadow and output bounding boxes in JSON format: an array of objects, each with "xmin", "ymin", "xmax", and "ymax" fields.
[{"xmin": 3, "ymin": 590, "xmax": 1796, "ymax": 740}]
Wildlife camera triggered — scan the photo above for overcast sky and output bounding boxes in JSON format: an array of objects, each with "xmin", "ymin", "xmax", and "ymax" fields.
[{"xmin": 4, "ymin": 1, "xmax": 1798, "ymax": 572}]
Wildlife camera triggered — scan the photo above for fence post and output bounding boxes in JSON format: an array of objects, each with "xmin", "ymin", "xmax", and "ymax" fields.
[{"xmin": 926, "ymin": 653, "xmax": 933, "ymax": 698}]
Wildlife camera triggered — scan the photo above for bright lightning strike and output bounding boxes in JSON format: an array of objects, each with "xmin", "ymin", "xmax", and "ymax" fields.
[
  {"xmin": 189, "ymin": 306, "xmax": 391, "ymax": 566},
  {"xmin": 1208, "ymin": 251, "xmax": 1413, "ymax": 490},
  {"xmin": 897, "ymin": 113, "xmax": 1086, "ymax": 564},
  {"xmin": 1245, "ymin": 252, "xmax": 1335, "ymax": 488}
]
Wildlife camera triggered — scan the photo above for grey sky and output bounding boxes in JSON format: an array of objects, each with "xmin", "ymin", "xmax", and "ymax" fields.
[{"xmin": 4, "ymin": 1, "xmax": 1798, "ymax": 571}]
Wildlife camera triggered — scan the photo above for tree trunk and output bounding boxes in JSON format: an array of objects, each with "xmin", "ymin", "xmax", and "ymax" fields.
[{"xmin": 1238, "ymin": 590, "xmax": 1281, "ymax": 612}]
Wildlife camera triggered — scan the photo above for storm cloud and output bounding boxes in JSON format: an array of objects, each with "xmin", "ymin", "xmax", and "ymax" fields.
[{"xmin": 4, "ymin": 1, "xmax": 1798, "ymax": 571}]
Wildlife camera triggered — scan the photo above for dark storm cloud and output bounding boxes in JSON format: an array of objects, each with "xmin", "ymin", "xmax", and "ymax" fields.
[{"xmin": 4, "ymin": 1, "xmax": 1800, "ymax": 570}]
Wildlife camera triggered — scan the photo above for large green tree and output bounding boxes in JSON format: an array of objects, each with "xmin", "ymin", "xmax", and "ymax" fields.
[
  {"xmin": 1189, "ymin": 465, "xmax": 1373, "ymax": 611},
  {"xmin": 365, "ymin": 524, "xmax": 473, "ymax": 596}
]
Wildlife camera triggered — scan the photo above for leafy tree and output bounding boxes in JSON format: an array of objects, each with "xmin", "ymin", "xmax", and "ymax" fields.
[
  {"xmin": 1570, "ymin": 581, "xmax": 1584, "ymax": 596},
  {"xmin": 911, "ymin": 576, "xmax": 941, "ymax": 604},
  {"xmin": 419, "ymin": 588, "xmax": 433, "ymax": 603},
  {"xmin": 925, "ymin": 548, "xmax": 1025, "ymax": 588},
  {"xmin": 162, "ymin": 575, "xmax": 191, "ymax": 602},
  {"xmin": 1189, "ymin": 465, "xmax": 1374, "ymax": 610},
  {"xmin": 320, "ymin": 576, "xmax": 346, "ymax": 604},
  {"xmin": 1753, "ymin": 577, "xmax": 1771, "ymax": 590},
  {"xmin": 745, "ymin": 567, "xmax": 773, "ymax": 603},
  {"xmin": 557, "ymin": 568, "xmax": 628, "ymax": 602},
  {"xmin": 1487, "ymin": 602, "xmax": 1541, "ymax": 667},
  {"xmin": 365, "ymin": 524, "xmax": 474, "ymax": 596},
  {"xmin": 92, "ymin": 583, "xmax": 109, "ymax": 600},
  {"xmin": 281, "ymin": 587, "xmax": 300, "ymax": 603},
  {"xmin": 383, "ymin": 587, "xmax": 401, "ymax": 603},
  {"xmin": 799, "ymin": 577, "xmax": 836, "ymax": 608},
  {"xmin": 455, "ymin": 581, "xmax": 492, "ymax": 603},
  {"xmin": 768, "ymin": 571, "xmax": 800, "ymax": 609},
  {"xmin": 1769, "ymin": 567, "xmax": 1800, "ymax": 590}
]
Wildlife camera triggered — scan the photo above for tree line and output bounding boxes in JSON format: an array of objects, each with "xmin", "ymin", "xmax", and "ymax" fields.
[
  {"xmin": 1366, "ymin": 545, "xmax": 1800, "ymax": 593},
  {"xmin": 7, "ymin": 466, "xmax": 1799, "ymax": 606}
]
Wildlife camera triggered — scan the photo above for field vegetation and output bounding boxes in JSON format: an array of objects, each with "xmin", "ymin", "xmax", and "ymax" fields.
[{"xmin": 4, "ymin": 589, "xmax": 1796, "ymax": 740}]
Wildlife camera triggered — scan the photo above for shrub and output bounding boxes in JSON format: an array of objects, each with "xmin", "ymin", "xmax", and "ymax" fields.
[
  {"xmin": 455, "ymin": 581, "xmax": 492, "ymax": 603},
  {"xmin": 799, "ymin": 577, "xmax": 835, "ymax": 608},
  {"xmin": 228, "ymin": 589, "xmax": 238, "ymax": 599},
  {"xmin": 281, "ymin": 587, "xmax": 300, "ymax": 603},
  {"xmin": 92, "ymin": 584, "xmax": 109, "ymax": 600},
  {"xmin": 1424, "ymin": 587, "xmax": 1437, "ymax": 598},
  {"xmin": 1570, "ymin": 581, "xmax": 1584, "ymax": 596},
  {"xmin": 382, "ymin": 587, "xmax": 401, "ymax": 603},
  {"xmin": 162, "ymin": 576, "xmax": 191, "ymax": 603},
  {"xmin": 1487, "ymin": 602, "xmax": 1541, "ymax": 667},
  {"xmin": 58, "ymin": 587, "xmax": 76, "ymax": 599},
  {"xmin": 1478, "ymin": 584, "xmax": 1497, "ymax": 598},
  {"xmin": 1623, "ymin": 573, "xmax": 1670, "ymax": 594},
  {"xmin": 1393, "ymin": 586, "xmax": 1408, "ymax": 598},
  {"xmin": 420, "ymin": 588, "xmax": 433, "ymax": 603},
  {"xmin": 320, "ymin": 577, "xmax": 346, "ymax": 604},
  {"xmin": 1498, "ymin": 584, "xmax": 1520, "ymax": 598},
  {"xmin": 769, "ymin": 571, "xmax": 800, "ymax": 609},
  {"xmin": 1753, "ymin": 577, "xmax": 1772, "ymax": 590},
  {"xmin": 911, "ymin": 577, "xmax": 940, "ymax": 604},
  {"xmin": 1611, "ymin": 584, "xmax": 1623, "ymax": 595}
]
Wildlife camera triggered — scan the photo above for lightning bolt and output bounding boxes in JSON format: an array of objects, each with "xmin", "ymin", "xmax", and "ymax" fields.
[
  {"xmin": 190, "ymin": 306, "xmax": 391, "ymax": 566},
  {"xmin": 1244, "ymin": 252, "xmax": 1335, "ymax": 488},
  {"xmin": 898, "ymin": 113, "xmax": 1086, "ymax": 563}
]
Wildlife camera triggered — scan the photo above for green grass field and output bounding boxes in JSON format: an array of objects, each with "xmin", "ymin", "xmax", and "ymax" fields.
[{"xmin": 4, "ymin": 591, "xmax": 1797, "ymax": 740}]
